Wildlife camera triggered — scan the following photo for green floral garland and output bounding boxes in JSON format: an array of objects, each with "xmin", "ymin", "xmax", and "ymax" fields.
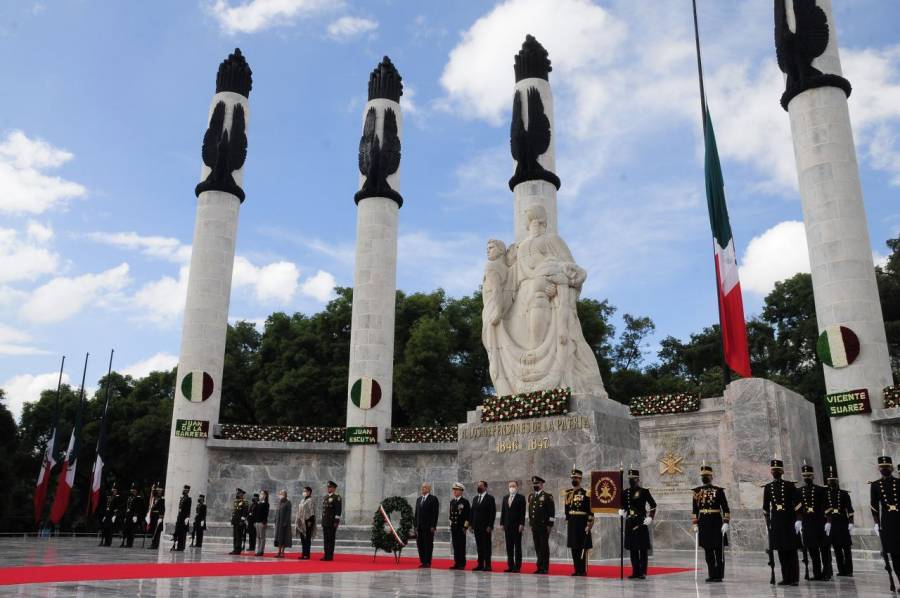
[
  {"xmin": 884, "ymin": 386, "xmax": 900, "ymax": 409},
  {"xmin": 630, "ymin": 393, "xmax": 700, "ymax": 416},
  {"xmin": 216, "ymin": 424, "xmax": 345, "ymax": 442},
  {"xmin": 481, "ymin": 387, "xmax": 571, "ymax": 422},
  {"xmin": 371, "ymin": 496, "xmax": 413, "ymax": 554},
  {"xmin": 387, "ymin": 427, "xmax": 457, "ymax": 443}
]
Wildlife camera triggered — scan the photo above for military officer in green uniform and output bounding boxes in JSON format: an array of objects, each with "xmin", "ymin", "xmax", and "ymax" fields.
[
  {"xmin": 871, "ymin": 455, "xmax": 900, "ymax": 576},
  {"xmin": 321, "ymin": 480, "xmax": 342, "ymax": 561},
  {"xmin": 799, "ymin": 463, "xmax": 832, "ymax": 580},
  {"xmin": 228, "ymin": 488, "xmax": 248, "ymax": 555},
  {"xmin": 528, "ymin": 475, "xmax": 555, "ymax": 574},
  {"xmin": 763, "ymin": 458, "xmax": 800, "ymax": 586},
  {"xmin": 824, "ymin": 466, "xmax": 853, "ymax": 576},
  {"xmin": 621, "ymin": 468, "xmax": 656, "ymax": 579},
  {"xmin": 691, "ymin": 464, "xmax": 729, "ymax": 582},
  {"xmin": 564, "ymin": 469, "xmax": 593, "ymax": 576}
]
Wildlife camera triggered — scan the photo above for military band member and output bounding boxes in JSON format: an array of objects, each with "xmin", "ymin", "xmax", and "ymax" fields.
[
  {"xmin": 565, "ymin": 469, "xmax": 593, "ymax": 576},
  {"xmin": 824, "ymin": 467, "xmax": 853, "ymax": 576},
  {"xmin": 621, "ymin": 468, "xmax": 656, "ymax": 580},
  {"xmin": 528, "ymin": 475, "xmax": 555, "ymax": 574},
  {"xmin": 449, "ymin": 482, "xmax": 471, "ymax": 570},
  {"xmin": 470, "ymin": 481, "xmax": 496, "ymax": 571},
  {"xmin": 191, "ymin": 494, "xmax": 207, "ymax": 548},
  {"xmin": 500, "ymin": 479, "xmax": 526, "ymax": 573},
  {"xmin": 229, "ymin": 488, "xmax": 248, "ymax": 555},
  {"xmin": 871, "ymin": 455, "xmax": 900, "ymax": 575},
  {"xmin": 321, "ymin": 481, "xmax": 342, "ymax": 561},
  {"xmin": 763, "ymin": 458, "xmax": 800, "ymax": 585},
  {"xmin": 148, "ymin": 486, "xmax": 164, "ymax": 549},
  {"xmin": 173, "ymin": 484, "xmax": 191, "ymax": 552},
  {"xmin": 691, "ymin": 464, "xmax": 729, "ymax": 582},
  {"xmin": 99, "ymin": 485, "xmax": 121, "ymax": 547},
  {"xmin": 121, "ymin": 484, "xmax": 143, "ymax": 548},
  {"xmin": 799, "ymin": 463, "xmax": 832, "ymax": 580}
]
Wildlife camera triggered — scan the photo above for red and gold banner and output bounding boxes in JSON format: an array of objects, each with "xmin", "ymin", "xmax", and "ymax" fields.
[{"xmin": 590, "ymin": 470, "xmax": 623, "ymax": 514}]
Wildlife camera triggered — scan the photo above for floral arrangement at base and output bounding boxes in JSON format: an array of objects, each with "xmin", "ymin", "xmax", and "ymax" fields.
[
  {"xmin": 630, "ymin": 393, "xmax": 700, "ymax": 417},
  {"xmin": 371, "ymin": 496, "xmax": 413, "ymax": 556},
  {"xmin": 884, "ymin": 386, "xmax": 900, "ymax": 409},
  {"xmin": 216, "ymin": 424, "xmax": 345, "ymax": 443},
  {"xmin": 387, "ymin": 427, "xmax": 457, "ymax": 443},
  {"xmin": 480, "ymin": 387, "xmax": 571, "ymax": 423}
]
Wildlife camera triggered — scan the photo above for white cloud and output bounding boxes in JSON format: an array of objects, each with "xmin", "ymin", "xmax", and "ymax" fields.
[
  {"xmin": 0, "ymin": 226, "xmax": 59, "ymax": 283},
  {"xmin": 27, "ymin": 221, "xmax": 53, "ymax": 243},
  {"xmin": 86, "ymin": 232, "xmax": 192, "ymax": 264},
  {"xmin": 0, "ymin": 130, "xmax": 87, "ymax": 214},
  {"xmin": 300, "ymin": 270, "xmax": 336, "ymax": 302},
  {"xmin": 121, "ymin": 352, "xmax": 178, "ymax": 379},
  {"xmin": 739, "ymin": 221, "xmax": 810, "ymax": 296},
  {"xmin": 20, "ymin": 263, "xmax": 131, "ymax": 324},
  {"xmin": 0, "ymin": 323, "xmax": 47, "ymax": 355},
  {"xmin": 210, "ymin": 0, "xmax": 336, "ymax": 34},
  {"xmin": 2, "ymin": 370, "xmax": 70, "ymax": 422},
  {"xmin": 398, "ymin": 231, "xmax": 485, "ymax": 296},
  {"xmin": 133, "ymin": 265, "xmax": 189, "ymax": 323},
  {"xmin": 327, "ymin": 16, "xmax": 377, "ymax": 40},
  {"xmin": 233, "ymin": 257, "xmax": 300, "ymax": 303}
]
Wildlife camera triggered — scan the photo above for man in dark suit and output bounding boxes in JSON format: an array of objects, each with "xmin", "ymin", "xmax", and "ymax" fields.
[
  {"xmin": 470, "ymin": 480, "xmax": 497, "ymax": 571},
  {"xmin": 500, "ymin": 479, "xmax": 526, "ymax": 572},
  {"xmin": 414, "ymin": 482, "xmax": 439, "ymax": 568}
]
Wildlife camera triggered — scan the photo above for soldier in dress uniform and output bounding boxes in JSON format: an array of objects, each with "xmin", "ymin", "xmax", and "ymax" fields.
[
  {"xmin": 799, "ymin": 463, "xmax": 832, "ymax": 580},
  {"xmin": 528, "ymin": 475, "xmax": 555, "ymax": 574},
  {"xmin": 121, "ymin": 484, "xmax": 144, "ymax": 548},
  {"xmin": 824, "ymin": 466, "xmax": 853, "ymax": 576},
  {"xmin": 321, "ymin": 481, "xmax": 342, "ymax": 561},
  {"xmin": 172, "ymin": 484, "xmax": 191, "ymax": 552},
  {"xmin": 871, "ymin": 455, "xmax": 900, "ymax": 575},
  {"xmin": 564, "ymin": 469, "xmax": 593, "ymax": 576},
  {"xmin": 691, "ymin": 464, "xmax": 729, "ymax": 582},
  {"xmin": 763, "ymin": 458, "xmax": 800, "ymax": 586},
  {"xmin": 229, "ymin": 488, "xmax": 248, "ymax": 555},
  {"xmin": 448, "ymin": 482, "xmax": 470, "ymax": 569},
  {"xmin": 191, "ymin": 494, "xmax": 207, "ymax": 548},
  {"xmin": 148, "ymin": 486, "xmax": 164, "ymax": 549},
  {"xmin": 99, "ymin": 484, "xmax": 121, "ymax": 547},
  {"xmin": 621, "ymin": 468, "xmax": 656, "ymax": 580}
]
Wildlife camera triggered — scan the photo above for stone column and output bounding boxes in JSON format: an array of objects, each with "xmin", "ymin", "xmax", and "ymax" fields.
[
  {"xmin": 164, "ymin": 49, "xmax": 252, "ymax": 525},
  {"xmin": 510, "ymin": 35, "xmax": 560, "ymax": 243},
  {"xmin": 778, "ymin": 0, "xmax": 892, "ymax": 524},
  {"xmin": 344, "ymin": 57, "xmax": 403, "ymax": 524}
]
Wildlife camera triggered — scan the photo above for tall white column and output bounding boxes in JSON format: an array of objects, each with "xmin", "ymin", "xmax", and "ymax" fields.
[
  {"xmin": 164, "ymin": 49, "xmax": 252, "ymax": 525},
  {"xmin": 344, "ymin": 57, "xmax": 403, "ymax": 524},
  {"xmin": 780, "ymin": 0, "xmax": 892, "ymax": 525}
]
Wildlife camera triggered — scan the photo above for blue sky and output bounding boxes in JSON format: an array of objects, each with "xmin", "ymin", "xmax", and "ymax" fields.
[{"xmin": 1, "ymin": 0, "xmax": 898, "ymax": 420}]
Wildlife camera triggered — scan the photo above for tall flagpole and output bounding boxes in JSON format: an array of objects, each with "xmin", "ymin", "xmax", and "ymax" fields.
[{"xmin": 88, "ymin": 349, "xmax": 114, "ymax": 515}]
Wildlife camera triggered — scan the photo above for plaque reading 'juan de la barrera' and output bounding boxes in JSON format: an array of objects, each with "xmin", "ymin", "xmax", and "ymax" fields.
[{"xmin": 175, "ymin": 419, "xmax": 209, "ymax": 438}]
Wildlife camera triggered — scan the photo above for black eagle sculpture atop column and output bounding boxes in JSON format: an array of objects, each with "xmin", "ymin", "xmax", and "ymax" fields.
[
  {"xmin": 508, "ymin": 35, "xmax": 560, "ymax": 191},
  {"xmin": 774, "ymin": 0, "xmax": 851, "ymax": 110},
  {"xmin": 195, "ymin": 48, "xmax": 252, "ymax": 202},
  {"xmin": 354, "ymin": 56, "xmax": 403, "ymax": 207}
]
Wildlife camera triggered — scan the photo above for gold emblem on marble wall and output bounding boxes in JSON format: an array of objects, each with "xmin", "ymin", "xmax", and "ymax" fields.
[{"xmin": 659, "ymin": 451, "xmax": 684, "ymax": 476}]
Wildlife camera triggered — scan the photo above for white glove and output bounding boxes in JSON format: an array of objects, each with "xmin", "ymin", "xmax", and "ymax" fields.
[
  {"xmin": 824, "ymin": 522, "xmax": 831, "ymax": 536},
  {"xmin": 201, "ymin": 521, "xmax": 205, "ymax": 527},
  {"xmin": 132, "ymin": 517, "xmax": 137, "ymax": 523},
  {"xmin": 643, "ymin": 516, "xmax": 652, "ymax": 526},
  {"xmin": 848, "ymin": 523, "xmax": 854, "ymax": 533},
  {"xmin": 618, "ymin": 509, "xmax": 625, "ymax": 517},
  {"xmin": 721, "ymin": 523, "xmax": 729, "ymax": 535},
  {"xmin": 874, "ymin": 523, "xmax": 879, "ymax": 534},
  {"xmin": 112, "ymin": 516, "xmax": 117, "ymax": 523},
  {"xmin": 794, "ymin": 521, "xmax": 802, "ymax": 534},
  {"xmin": 184, "ymin": 517, "xmax": 189, "ymax": 525},
  {"xmin": 692, "ymin": 524, "xmax": 698, "ymax": 533}
]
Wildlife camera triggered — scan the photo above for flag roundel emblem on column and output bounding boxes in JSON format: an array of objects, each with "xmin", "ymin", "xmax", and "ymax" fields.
[
  {"xmin": 816, "ymin": 325, "xmax": 860, "ymax": 369},
  {"xmin": 351, "ymin": 377, "xmax": 382, "ymax": 409},
  {"xmin": 181, "ymin": 371, "xmax": 214, "ymax": 402}
]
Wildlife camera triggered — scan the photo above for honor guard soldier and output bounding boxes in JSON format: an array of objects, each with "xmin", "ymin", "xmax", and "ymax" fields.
[
  {"xmin": 148, "ymin": 486, "xmax": 164, "ymax": 549},
  {"xmin": 691, "ymin": 464, "xmax": 729, "ymax": 582},
  {"xmin": 191, "ymin": 494, "xmax": 207, "ymax": 548},
  {"xmin": 871, "ymin": 455, "xmax": 900, "ymax": 575},
  {"xmin": 763, "ymin": 458, "xmax": 800, "ymax": 585},
  {"xmin": 799, "ymin": 463, "xmax": 832, "ymax": 580},
  {"xmin": 321, "ymin": 481, "xmax": 342, "ymax": 561},
  {"xmin": 121, "ymin": 484, "xmax": 143, "ymax": 548},
  {"xmin": 99, "ymin": 485, "xmax": 121, "ymax": 547},
  {"xmin": 565, "ymin": 469, "xmax": 593, "ymax": 576},
  {"xmin": 528, "ymin": 475, "xmax": 555, "ymax": 574},
  {"xmin": 824, "ymin": 467, "xmax": 853, "ymax": 576},
  {"xmin": 448, "ymin": 482, "xmax": 470, "ymax": 569},
  {"xmin": 229, "ymin": 488, "xmax": 248, "ymax": 555},
  {"xmin": 621, "ymin": 468, "xmax": 656, "ymax": 580},
  {"xmin": 172, "ymin": 484, "xmax": 191, "ymax": 551}
]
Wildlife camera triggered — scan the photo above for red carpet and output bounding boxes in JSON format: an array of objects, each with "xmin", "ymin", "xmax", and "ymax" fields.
[{"xmin": 0, "ymin": 551, "xmax": 692, "ymax": 586}]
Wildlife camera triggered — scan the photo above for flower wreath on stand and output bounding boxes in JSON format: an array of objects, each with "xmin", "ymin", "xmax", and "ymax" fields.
[{"xmin": 371, "ymin": 496, "xmax": 414, "ymax": 563}]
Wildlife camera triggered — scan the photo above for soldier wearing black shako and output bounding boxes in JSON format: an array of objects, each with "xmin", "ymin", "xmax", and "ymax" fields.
[
  {"xmin": 173, "ymin": 484, "xmax": 191, "ymax": 551},
  {"xmin": 691, "ymin": 464, "xmax": 729, "ymax": 583},
  {"xmin": 799, "ymin": 463, "xmax": 832, "ymax": 580},
  {"xmin": 321, "ymin": 481, "xmax": 342, "ymax": 561},
  {"xmin": 872, "ymin": 455, "xmax": 900, "ymax": 577},
  {"xmin": 621, "ymin": 468, "xmax": 656, "ymax": 580},
  {"xmin": 564, "ymin": 469, "xmax": 593, "ymax": 576},
  {"xmin": 824, "ymin": 466, "xmax": 853, "ymax": 577},
  {"xmin": 763, "ymin": 458, "xmax": 800, "ymax": 586}
]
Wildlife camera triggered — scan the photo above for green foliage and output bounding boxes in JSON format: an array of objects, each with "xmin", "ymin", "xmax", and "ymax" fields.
[
  {"xmin": 877, "ymin": 236, "xmax": 900, "ymax": 380},
  {"xmin": 370, "ymin": 496, "xmax": 413, "ymax": 555}
]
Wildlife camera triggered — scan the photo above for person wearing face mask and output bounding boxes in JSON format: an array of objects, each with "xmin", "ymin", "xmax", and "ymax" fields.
[
  {"xmin": 296, "ymin": 487, "xmax": 315, "ymax": 560},
  {"xmin": 564, "ymin": 469, "xmax": 593, "ymax": 576},
  {"xmin": 763, "ymin": 458, "xmax": 800, "ymax": 586},
  {"xmin": 620, "ymin": 469, "xmax": 656, "ymax": 580},
  {"xmin": 254, "ymin": 490, "xmax": 269, "ymax": 557},
  {"xmin": 798, "ymin": 463, "xmax": 831, "ymax": 580},
  {"xmin": 528, "ymin": 475, "xmax": 555, "ymax": 574},
  {"xmin": 470, "ymin": 480, "xmax": 496, "ymax": 571},
  {"xmin": 448, "ymin": 483, "xmax": 471, "ymax": 569},
  {"xmin": 500, "ymin": 480, "xmax": 526, "ymax": 572},
  {"xmin": 273, "ymin": 489, "xmax": 292, "ymax": 558},
  {"xmin": 871, "ymin": 455, "xmax": 900, "ymax": 579},
  {"xmin": 824, "ymin": 467, "xmax": 853, "ymax": 577},
  {"xmin": 691, "ymin": 464, "xmax": 729, "ymax": 582},
  {"xmin": 414, "ymin": 482, "xmax": 440, "ymax": 568}
]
